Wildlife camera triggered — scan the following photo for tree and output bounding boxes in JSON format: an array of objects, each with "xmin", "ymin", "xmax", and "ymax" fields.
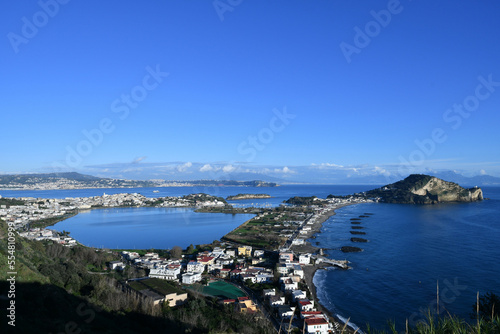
[
  {"xmin": 472, "ymin": 292, "xmax": 500, "ymax": 320},
  {"xmin": 186, "ymin": 244, "xmax": 195, "ymax": 254},
  {"xmin": 170, "ymin": 246, "xmax": 182, "ymax": 259}
]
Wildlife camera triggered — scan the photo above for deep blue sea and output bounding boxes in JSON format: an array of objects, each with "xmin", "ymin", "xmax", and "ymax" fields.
[
  {"xmin": 313, "ymin": 186, "xmax": 500, "ymax": 332},
  {"xmin": 2, "ymin": 184, "xmax": 499, "ymax": 330}
]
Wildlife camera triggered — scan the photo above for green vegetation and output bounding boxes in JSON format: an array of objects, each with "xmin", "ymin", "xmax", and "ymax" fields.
[
  {"xmin": 0, "ymin": 197, "xmax": 25, "ymax": 207},
  {"xmin": 223, "ymin": 207, "xmax": 312, "ymax": 249},
  {"xmin": 129, "ymin": 278, "xmax": 184, "ymax": 296},
  {"xmin": 364, "ymin": 312, "xmax": 500, "ymax": 334},
  {"xmin": 473, "ymin": 291, "xmax": 499, "ymax": 321},
  {"xmin": 226, "ymin": 193, "xmax": 271, "ymax": 200},
  {"xmin": 285, "ymin": 196, "xmax": 326, "ymax": 206},
  {"xmin": 27, "ymin": 211, "xmax": 78, "ymax": 229}
]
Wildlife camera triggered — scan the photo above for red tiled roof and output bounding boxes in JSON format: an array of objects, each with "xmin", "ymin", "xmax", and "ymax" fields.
[
  {"xmin": 198, "ymin": 256, "xmax": 214, "ymax": 263},
  {"xmin": 305, "ymin": 318, "xmax": 328, "ymax": 326}
]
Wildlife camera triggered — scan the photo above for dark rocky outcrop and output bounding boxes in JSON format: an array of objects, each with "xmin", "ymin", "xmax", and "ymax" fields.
[
  {"xmin": 351, "ymin": 237, "xmax": 368, "ymax": 243},
  {"xmin": 341, "ymin": 246, "xmax": 363, "ymax": 253}
]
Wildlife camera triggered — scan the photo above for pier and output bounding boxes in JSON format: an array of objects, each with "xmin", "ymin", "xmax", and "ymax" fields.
[{"xmin": 313, "ymin": 256, "xmax": 350, "ymax": 270}]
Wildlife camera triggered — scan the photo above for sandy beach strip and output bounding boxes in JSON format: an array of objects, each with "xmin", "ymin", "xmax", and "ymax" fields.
[{"xmin": 291, "ymin": 203, "xmax": 358, "ymax": 333}]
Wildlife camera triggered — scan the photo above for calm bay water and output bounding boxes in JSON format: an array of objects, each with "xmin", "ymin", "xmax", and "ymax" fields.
[
  {"xmin": 3, "ymin": 184, "xmax": 499, "ymax": 330},
  {"xmin": 313, "ymin": 186, "xmax": 500, "ymax": 332},
  {"xmin": 51, "ymin": 207, "xmax": 255, "ymax": 249},
  {"xmin": 5, "ymin": 185, "xmax": 369, "ymax": 250}
]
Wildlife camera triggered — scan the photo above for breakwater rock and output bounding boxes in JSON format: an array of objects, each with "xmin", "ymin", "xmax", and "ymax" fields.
[
  {"xmin": 351, "ymin": 237, "xmax": 368, "ymax": 243},
  {"xmin": 341, "ymin": 246, "xmax": 363, "ymax": 253}
]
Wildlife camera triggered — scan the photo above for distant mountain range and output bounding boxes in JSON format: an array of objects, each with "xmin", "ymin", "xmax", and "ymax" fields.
[
  {"xmin": 0, "ymin": 172, "xmax": 277, "ymax": 190},
  {"xmin": 1, "ymin": 168, "xmax": 498, "ymax": 191},
  {"xmin": 428, "ymin": 171, "xmax": 500, "ymax": 187}
]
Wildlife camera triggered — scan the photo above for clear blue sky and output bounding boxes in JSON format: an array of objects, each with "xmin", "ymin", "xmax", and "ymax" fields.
[{"xmin": 2, "ymin": 0, "xmax": 500, "ymax": 179}]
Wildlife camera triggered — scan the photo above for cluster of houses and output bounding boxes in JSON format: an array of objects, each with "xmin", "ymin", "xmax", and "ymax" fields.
[
  {"xmin": 260, "ymin": 249, "xmax": 335, "ymax": 334},
  {"xmin": 118, "ymin": 244, "xmax": 336, "ymax": 333},
  {"xmin": 122, "ymin": 245, "xmax": 271, "ymax": 286},
  {"xmin": 18, "ymin": 228, "xmax": 78, "ymax": 247}
]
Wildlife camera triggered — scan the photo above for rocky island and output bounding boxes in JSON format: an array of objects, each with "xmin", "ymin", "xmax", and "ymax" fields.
[
  {"xmin": 363, "ymin": 174, "xmax": 483, "ymax": 204},
  {"xmin": 226, "ymin": 193, "xmax": 271, "ymax": 200}
]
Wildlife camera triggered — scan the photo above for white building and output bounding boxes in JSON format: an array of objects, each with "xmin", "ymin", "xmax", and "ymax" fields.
[
  {"xmin": 253, "ymin": 249, "xmax": 265, "ymax": 258},
  {"xmin": 292, "ymin": 290, "xmax": 307, "ymax": 301},
  {"xmin": 293, "ymin": 265, "xmax": 304, "ymax": 279},
  {"xmin": 281, "ymin": 277, "xmax": 298, "ymax": 291},
  {"xmin": 298, "ymin": 253, "xmax": 311, "ymax": 265},
  {"xmin": 305, "ymin": 318, "xmax": 329, "ymax": 334},
  {"xmin": 109, "ymin": 261, "xmax": 124, "ymax": 270},
  {"xmin": 277, "ymin": 305, "xmax": 296, "ymax": 319},
  {"xmin": 207, "ymin": 263, "xmax": 223, "ymax": 273},
  {"xmin": 269, "ymin": 296, "xmax": 286, "ymax": 307},
  {"xmin": 149, "ymin": 267, "xmax": 181, "ymax": 281},
  {"xmin": 255, "ymin": 273, "xmax": 274, "ymax": 284},
  {"xmin": 263, "ymin": 288, "xmax": 275, "ymax": 297},
  {"xmin": 298, "ymin": 299, "xmax": 315, "ymax": 312},
  {"xmin": 182, "ymin": 272, "xmax": 202, "ymax": 285},
  {"xmin": 277, "ymin": 263, "xmax": 290, "ymax": 275},
  {"xmin": 186, "ymin": 261, "xmax": 205, "ymax": 273}
]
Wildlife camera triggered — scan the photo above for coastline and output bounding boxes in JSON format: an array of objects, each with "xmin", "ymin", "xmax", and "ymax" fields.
[{"xmin": 291, "ymin": 203, "xmax": 358, "ymax": 333}]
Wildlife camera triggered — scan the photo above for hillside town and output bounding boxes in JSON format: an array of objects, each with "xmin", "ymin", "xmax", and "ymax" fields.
[
  {"xmin": 2, "ymin": 192, "xmax": 372, "ymax": 333},
  {"xmin": 117, "ymin": 241, "xmax": 343, "ymax": 333}
]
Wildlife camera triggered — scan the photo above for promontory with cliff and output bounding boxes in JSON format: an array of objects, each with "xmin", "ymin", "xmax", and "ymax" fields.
[{"xmin": 363, "ymin": 174, "xmax": 483, "ymax": 204}]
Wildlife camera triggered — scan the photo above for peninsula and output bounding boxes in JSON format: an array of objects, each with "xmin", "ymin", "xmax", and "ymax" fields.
[{"xmin": 329, "ymin": 174, "xmax": 483, "ymax": 204}]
